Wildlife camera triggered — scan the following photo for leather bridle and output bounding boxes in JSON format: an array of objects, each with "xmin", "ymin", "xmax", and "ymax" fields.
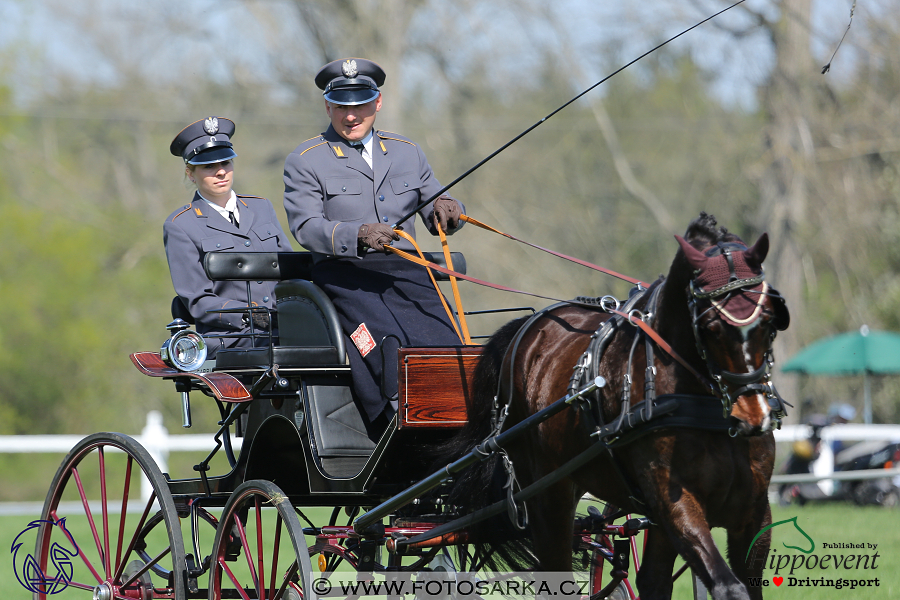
[{"xmin": 685, "ymin": 251, "xmax": 788, "ymax": 429}]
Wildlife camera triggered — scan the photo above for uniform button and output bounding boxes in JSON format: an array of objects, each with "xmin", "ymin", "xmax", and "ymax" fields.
[
  {"xmin": 379, "ymin": 195, "xmax": 385, "ymax": 201},
  {"xmin": 342, "ymin": 186, "xmax": 347, "ymax": 192},
  {"xmin": 244, "ymin": 240, "xmax": 251, "ymax": 247},
  {"xmin": 263, "ymin": 296, "xmax": 270, "ymax": 303},
  {"xmin": 383, "ymin": 216, "xmax": 389, "ymax": 222},
  {"xmin": 341, "ymin": 244, "xmax": 348, "ymax": 252},
  {"xmin": 267, "ymin": 230, "xmax": 271, "ymax": 235},
  {"xmin": 404, "ymin": 182, "xmax": 409, "ymax": 187},
  {"xmin": 257, "ymin": 281, "xmax": 263, "ymax": 284},
  {"xmin": 216, "ymin": 243, "xmax": 221, "ymax": 248}
]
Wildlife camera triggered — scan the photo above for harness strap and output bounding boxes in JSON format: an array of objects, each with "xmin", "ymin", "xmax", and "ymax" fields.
[
  {"xmin": 610, "ymin": 309, "xmax": 715, "ymax": 394},
  {"xmin": 393, "ymin": 398, "xmax": 680, "ymax": 551}
]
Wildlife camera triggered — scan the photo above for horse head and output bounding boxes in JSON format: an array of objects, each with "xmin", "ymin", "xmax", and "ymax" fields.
[{"xmin": 675, "ymin": 220, "xmax": 790, "ymax": 435}]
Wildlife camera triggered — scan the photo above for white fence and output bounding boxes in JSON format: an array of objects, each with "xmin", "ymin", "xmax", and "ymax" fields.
[{"xmin": 0, "ymin": 410, "xmax": 213, "ymax": 502}]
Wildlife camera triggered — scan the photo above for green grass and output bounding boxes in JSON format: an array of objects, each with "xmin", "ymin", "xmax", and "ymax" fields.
[
  {"xmin": 668, "ymin": 503, "xmax": 898, "ymax": 599},
  {"xmin": 1, "ymin": 503, "xmax": 897, "ymax": 598}
]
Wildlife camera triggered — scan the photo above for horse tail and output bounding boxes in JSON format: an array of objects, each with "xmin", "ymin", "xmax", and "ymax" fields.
[{"xmin": 431, "ymin": 315, "xmax": 537, "ymax": 571}]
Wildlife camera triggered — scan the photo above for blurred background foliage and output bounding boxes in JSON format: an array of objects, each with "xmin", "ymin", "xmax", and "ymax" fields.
[{"xmin": 0, "ymin": 0, "xmax": 899, "ymax": 445}]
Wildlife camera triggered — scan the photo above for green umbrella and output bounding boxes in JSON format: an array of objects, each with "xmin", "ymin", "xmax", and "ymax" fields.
[{"xmin": 782, "ymin": 325, "xmax": 900, "ymax": 424}]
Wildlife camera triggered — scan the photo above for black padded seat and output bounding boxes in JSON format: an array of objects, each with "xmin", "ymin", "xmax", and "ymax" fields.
[
  {"xmin": 274, "ymin": 279, "xmax": 346, "ymax": 361},
  {"xmin": 214, "ymin": 346, "xmax": 342, "ymax": 370},
  {"xmin": 305, "ymin": 383, "xmax": 376, "ymax": 460}
]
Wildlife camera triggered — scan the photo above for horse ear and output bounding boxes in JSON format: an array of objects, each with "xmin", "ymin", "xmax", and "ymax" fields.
[
  {"xmin": 675, "ymin": 235, "xmax": 707, "ymax": 271},
  {"xmin": 744, "ymin": 233, "xmax": 769, "ymax": 270}
]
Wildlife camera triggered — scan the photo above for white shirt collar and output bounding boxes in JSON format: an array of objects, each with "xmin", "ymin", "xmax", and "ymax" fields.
[
  {"xmin": 199, "ymin": 191, "xmax": 239, "ymax": 221},
  {"xmin": 358, "ymin": 131, "xmax": 374, "ymax": 168}
]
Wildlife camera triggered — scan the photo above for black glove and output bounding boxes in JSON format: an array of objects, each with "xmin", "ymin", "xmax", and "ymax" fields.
[
  {"xmin": 358, "ymin": 223, "xmax": 400, "ymax": 251},
  {"xmin": 243, "ymin": 311, "xmax": 276, "ymax": 332},
  {"xmin": 432, "ymin": 195, "xmax": 461, "ymax": 231}
]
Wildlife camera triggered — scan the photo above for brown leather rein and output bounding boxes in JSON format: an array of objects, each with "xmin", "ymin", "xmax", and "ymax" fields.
[{"xmin": 382, "ymin": 216, "xmax": 710, "ymax": 381}]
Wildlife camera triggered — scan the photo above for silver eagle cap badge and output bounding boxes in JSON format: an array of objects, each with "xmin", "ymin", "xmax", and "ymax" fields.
[
  {"xmin": 341, "ymin": 59, "xmax": 359, "ymax": 79},
  {"xmin": 203, "ymin": 116, "xmax": 219, "ymax": 135}
]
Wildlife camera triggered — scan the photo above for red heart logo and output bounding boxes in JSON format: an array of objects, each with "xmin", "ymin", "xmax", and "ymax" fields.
[{"xmin": 773, "ymin": 577, "xmax": 783, "ymax": 586}]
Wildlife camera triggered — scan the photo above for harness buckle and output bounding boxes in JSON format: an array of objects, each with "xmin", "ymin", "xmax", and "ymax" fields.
[
  {"xmin": 626, "ymin": 309, "xmax": 645, "ymax": 326},
  {"xmin": 600, "ymin": 295, "xmax": 620, "ymax": 312}
]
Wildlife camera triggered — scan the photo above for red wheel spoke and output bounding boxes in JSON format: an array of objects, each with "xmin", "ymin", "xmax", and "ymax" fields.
[
  {"xmin": 256, "ymin": 497, "xmax": 265, "ymax": 598},
  {"xmin": 115, "ymin": 454, "xmax": 133, "ymax": 574},
  {"xmin": 98, "ymin": 447, "xmax": 112, "ymax": 578},
  {"xmin": 113, "ymin": 489, "xmax": 157, "ymax": 582},
  {"xmin": 220, "ymin": 558, "xmax": 253, "ymax": 600},
  {"xmin": 69, "ymin": 466, "xmax": 105, "ymax": 584},
  {"xmin": 120, "ymin": 546, "xmax": 170, "ymax": 589},
  {"xmin": 59, "ymin": 579, "xmax": 94, "ymax": 591},
  {"xmin": 234, "ymin": 505, "xmax": 260, "ymax": 590},
  {"xmin": 270, "ymin": 516, "xmax": 283, "ymax": 600}
]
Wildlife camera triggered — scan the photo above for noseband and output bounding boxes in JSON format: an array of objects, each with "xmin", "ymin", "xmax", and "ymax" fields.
[{"xmin": 686, "ymin": 244, "xmax": 788, "ymax": 430}]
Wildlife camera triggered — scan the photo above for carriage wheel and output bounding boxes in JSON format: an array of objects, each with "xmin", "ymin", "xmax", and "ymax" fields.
[
  {"xmin": 575, "ymin": 497, "xmax": 636, "ymax": 600},
  {"xmin": 32, "ymin": 432, "xmax": 187, "ymax": 599},
  {"xmin": 208, "ymin": 480, "xmax": 314, "ymax": 600}
]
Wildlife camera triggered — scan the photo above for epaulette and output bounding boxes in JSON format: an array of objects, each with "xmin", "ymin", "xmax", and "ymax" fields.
[
  {"xmin": 171, "ymin": 205, "xmax": 193, "ymax": 221},
  {"xmin": 237, "ymin": 195, "xmax": 265, "ymax": 205},
  {"xmin": 296, "ymin": 133, "xmax": 330, "ymax": 157},
  {"xmin": 377, "ymin": 130, "xmax": 416, "ymax": 147}
]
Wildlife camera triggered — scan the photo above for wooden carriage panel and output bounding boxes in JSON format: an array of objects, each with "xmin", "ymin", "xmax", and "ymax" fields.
[{"xmin": 398, "ymin": 346, "xmax": 482, "ymax": 429}]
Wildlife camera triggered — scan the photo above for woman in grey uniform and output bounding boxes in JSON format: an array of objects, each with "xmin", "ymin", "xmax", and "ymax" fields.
[{"xmin": 165, "ymin": 116, "xmax": 292, "ymax": 356}]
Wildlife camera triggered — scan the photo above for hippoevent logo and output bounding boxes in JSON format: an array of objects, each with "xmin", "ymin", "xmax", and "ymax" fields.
[
  {"xmin": 10, "ymin": 518, "xmax": 79, "ymax": 595},
  {"xmin": 745, "ymin": 516, "xmax": 880, "ymax": 591}
]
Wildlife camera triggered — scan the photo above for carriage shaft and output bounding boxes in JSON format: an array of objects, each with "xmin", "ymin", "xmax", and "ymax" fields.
[{"xmin": 352, "ymin": 377, "xmax": 605, "ymax": 534}]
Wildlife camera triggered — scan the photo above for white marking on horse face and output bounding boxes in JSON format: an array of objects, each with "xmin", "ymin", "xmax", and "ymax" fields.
[
  {"xmin": 739, "ymin": 322, "xmax": 762, "ymax": 366},
  {"xmin": 757, "ymin": 394, "xmax": 773, "ymax": 431}
]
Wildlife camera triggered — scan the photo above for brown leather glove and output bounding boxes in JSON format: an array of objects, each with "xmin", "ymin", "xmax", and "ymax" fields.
[
  {"xmin": 358, "ymin": 223, "xmax": 400, "ymax": 251},
  {"xmin": 432, "ymin": 195, "xmax": 461, "ymax": 231}
]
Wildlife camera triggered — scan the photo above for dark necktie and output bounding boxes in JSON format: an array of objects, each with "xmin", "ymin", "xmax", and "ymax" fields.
[{"xmin": 229, "ymin": 211, "xmax": 239, "ymax": 227}]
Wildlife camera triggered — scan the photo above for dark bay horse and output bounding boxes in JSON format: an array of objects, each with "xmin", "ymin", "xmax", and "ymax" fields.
[{"xmin": 446, "ymin": 213, "xmax": 790, "ymax": 599}]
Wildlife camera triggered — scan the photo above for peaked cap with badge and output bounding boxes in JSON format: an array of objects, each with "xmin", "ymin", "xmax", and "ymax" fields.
[
  {"xmin": 170, "ymin": 116, "xmax": 238, "ymax": 165},
  {"xmin": 316, "ymin": 58, "xmax": 385, "ymax": 106}
]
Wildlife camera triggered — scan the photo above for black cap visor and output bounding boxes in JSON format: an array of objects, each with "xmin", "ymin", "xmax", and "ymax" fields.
[
  {"xmin": 186, "ymin": 145, "xmax": 238, "ymax": 165},
  {"xmin": 323, "ymin": 76, "xmax": 380, "ymax": 106}
]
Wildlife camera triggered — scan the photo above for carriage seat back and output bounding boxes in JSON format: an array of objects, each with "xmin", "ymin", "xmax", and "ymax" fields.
[
  {"xmin": 203, "ymin": 251, "xmax": 314, "ymax": 282},
  {"xmin": 274, "ymin": 279, "xmax": 346, "ymax": 363}
]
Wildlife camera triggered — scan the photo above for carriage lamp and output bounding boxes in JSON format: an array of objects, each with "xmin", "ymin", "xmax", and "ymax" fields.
[{"xmin": 161, "ymin": 322, "xmax": 208, "ymax": 372}]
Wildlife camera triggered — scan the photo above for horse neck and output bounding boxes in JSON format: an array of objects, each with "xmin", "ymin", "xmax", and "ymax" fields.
[{"xmin": 651, "ymin": 265, "xmax": 705, "ymax": 377}]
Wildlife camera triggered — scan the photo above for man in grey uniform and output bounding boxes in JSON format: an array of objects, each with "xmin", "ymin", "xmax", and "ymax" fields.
[
  {"xmin": 165, "ymin": 117, "xmax": 293, "ymax": 356},
  {"xmin": 283, "ymin": 58, "xmax": 465, "ymax": 435}
]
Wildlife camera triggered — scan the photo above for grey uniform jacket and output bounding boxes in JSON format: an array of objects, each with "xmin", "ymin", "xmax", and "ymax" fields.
[
  {"xmin": 163, "ymin": 193, "xmax": 292, "ymax": 349},
  {"xmin": 283, "ymin": 125, "xmax": 463, "ymax": 259}
]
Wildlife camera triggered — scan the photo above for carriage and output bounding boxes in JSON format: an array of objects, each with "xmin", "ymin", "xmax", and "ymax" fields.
[{"xmin": 31, "ymin": 213, "xmax": 789, "ymax": 600}]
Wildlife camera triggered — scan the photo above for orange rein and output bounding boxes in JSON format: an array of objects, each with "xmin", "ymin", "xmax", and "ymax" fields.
[
  {"xmin": 382, "ymin": 214, "xmax": 650, "ymax": 347},
  {"xmin": 391, "ymin": 228, "xmax": 471, "ymax": 345}
]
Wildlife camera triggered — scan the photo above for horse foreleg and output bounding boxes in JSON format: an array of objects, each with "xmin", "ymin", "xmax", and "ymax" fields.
[
  {"xmin": 649, "ymin": 493, "xmax": 750, "ymax": 600},
  {"xmin": 634, "ymin": 526, "xmax": 678, "ymax": 600},
  {"xmin": 726, "ymin": 499, "xmax": 771, "ymax": 600}
]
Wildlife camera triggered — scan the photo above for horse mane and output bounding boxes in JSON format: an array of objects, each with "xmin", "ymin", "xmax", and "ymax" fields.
[
  {"xmin": 435, "ymin": 315, "xmax": 529, "ymax": 502},
  {"xmin": 683, "ymin": 211, "xmax": 742, "ymax": 249}
]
